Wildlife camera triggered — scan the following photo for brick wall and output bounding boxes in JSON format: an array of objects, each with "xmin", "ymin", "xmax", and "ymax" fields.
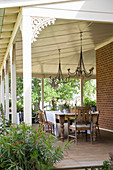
[{"xmin": 96, "ymin": 42, "xmax": 113, "ymax": 130}]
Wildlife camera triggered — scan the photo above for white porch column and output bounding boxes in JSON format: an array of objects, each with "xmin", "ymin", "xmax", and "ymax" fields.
[
  {"xmin": 1, "ymin": 69, "xmax": 4, "ymax": 110},
  {"xmin": 5, "ymin": 60, "xmax": 9, "ymax": 120},
  {"xmin": 80, "ymin": 78, "xmax": 83, "ymax": 106},
  {"xmin": 22, "ymin": 15, "xmax": 32, "ymax": 125},
  {"xmin": 41, "ymin": 78, "xmax": 44, "ymax": 110},
  {"xmin": 0, "ymin": 77, "xmax": 1, "ymax": 104},
  {"xmin": 10, "ymin": 44, "xmax": 17, "ymax": 123}
]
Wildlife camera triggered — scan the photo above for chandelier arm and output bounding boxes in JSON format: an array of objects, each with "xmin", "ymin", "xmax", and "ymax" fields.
[{"xmin": 67, "ymin": 31, "xmax": 94, "ymax": 78}]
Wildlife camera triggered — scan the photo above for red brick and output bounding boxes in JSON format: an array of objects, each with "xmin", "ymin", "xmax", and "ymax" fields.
[{"xmin": 96, "ymin": 42, "xmax": 113, "ymax": 130}]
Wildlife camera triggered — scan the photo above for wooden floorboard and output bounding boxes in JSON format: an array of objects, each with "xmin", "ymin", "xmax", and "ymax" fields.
[{"xmin": 55, "ymin": 130, "xmax": 113, "ymax": 169}]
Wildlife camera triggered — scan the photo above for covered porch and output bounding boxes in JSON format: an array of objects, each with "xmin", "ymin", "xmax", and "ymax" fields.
[{"xmin": 0, "ymin": 1, "xmax": 113, "ymax": 169}]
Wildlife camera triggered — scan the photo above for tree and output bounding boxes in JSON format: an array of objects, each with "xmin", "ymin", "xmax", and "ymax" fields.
[
  {"xmin": 44, "ymin": 78, "xmax": 80, "ymax": 108},
  {"xmin": 83, "ymin": 79, "xmax": 96, "ymax": 106},
  {"xmin": 32, "ymin": 78, "xmax": 41, "ymax": 110}
]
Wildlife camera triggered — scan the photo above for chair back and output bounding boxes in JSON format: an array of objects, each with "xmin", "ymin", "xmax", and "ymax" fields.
[
  {"xmin": 38, "ymin": 110, "xmax": 46, "ymax": 123},
  {"xmin": 75, "ymin": 106, "xmax": 91, "ymax": 123}
]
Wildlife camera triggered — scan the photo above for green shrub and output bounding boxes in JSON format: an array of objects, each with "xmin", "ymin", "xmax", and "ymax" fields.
[
  {"xmin": 83, "ymin": 97, "xmax": 96, "ymax": 107},
  {"xmin": 0, "ymin": 123, "xmax": 68, "ymax": 170}
]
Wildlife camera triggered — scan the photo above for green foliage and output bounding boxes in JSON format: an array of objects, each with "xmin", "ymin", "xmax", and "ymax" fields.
[
  {"xmin": 84, "ymin": 97, "xmax": 96, "ymax": 107},
  {"xmin": 83, "ymin": 79, "xmax": 96, "ymax": 102},
  {"xmin": 98, "ymin": 160, "xmax": 113, "ymax": 170},
  {"xmin": 17, "ymin": 101, "xmax": 23, "ymax": 112},
  {"xmin": 0, "ymin": 104, "xmax": 12, "ymax": 135},
  {"xmin": 44, "ymin": 78, "xmax": 80, "ymax": 108},
  {"xmin": 0, "ymin": 123, "xmax": 68, "ymax": 170},
  {"xmin": 44, "ymin": 79, "xmax": 59, "ymax": 104},
  {"xmin": 32, "ymin": 78, "xmax": 41, "ymax": 109}
]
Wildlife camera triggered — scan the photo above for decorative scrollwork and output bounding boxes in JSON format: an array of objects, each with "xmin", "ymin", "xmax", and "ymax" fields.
[{"xmin": 31, "ymin": 16, "xmax": 56, "ymax": 43}]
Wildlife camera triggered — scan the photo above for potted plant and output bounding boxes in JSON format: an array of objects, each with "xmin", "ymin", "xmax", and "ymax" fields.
[{"xmin": 84, "ymin": 98, "xmax": 96, "ymax": 112}]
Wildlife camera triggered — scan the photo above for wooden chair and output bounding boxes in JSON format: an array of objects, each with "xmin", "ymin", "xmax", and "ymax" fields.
[
  {"xmin": 68, "ymin": 106, "xmax": 92, "ymax": 144},
  {"xmin": 38, "ymin": 110, "xmax": 55, "ymax": 135}
]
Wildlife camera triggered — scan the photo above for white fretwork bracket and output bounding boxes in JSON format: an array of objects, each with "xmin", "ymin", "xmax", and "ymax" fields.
[{"xmin": 31, "ymin": 16, "xmax": 56, "ymax": 43}]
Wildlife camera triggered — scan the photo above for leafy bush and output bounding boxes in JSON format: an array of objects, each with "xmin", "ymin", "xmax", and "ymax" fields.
[
  {"xmin": 0, "ymin": 104, "xmax": 11, "ymax": 135},
  {"xmin": 0, "ymin": 123, "xmax": 68, "ymax": 170},
  {"xmin": 83, "ymin": 97, "xmax": 96, "ymax": 107},
  {"xmin": 98, "ymin": 160, "xmax": 113, "ymax": 170}
]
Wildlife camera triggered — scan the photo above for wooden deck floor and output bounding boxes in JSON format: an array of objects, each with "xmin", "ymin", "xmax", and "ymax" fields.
[{"xmin": 55, "ymin": 130, "xmax": 113, "ymax": 169}]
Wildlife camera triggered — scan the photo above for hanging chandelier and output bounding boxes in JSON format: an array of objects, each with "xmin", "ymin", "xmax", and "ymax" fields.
[
  {"xmin": 56, "ymin": 49, "xmax": 64, "ymax": 81},
  {"xmin": 50, "ymin": 49, "xmax": 64, "ymax": 83},
  {"xmin": 67, "ymin": 32, "xmax": 94, "ymax": 78}
]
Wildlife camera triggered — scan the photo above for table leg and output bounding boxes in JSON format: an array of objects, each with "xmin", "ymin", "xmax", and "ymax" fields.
[
  {"xmin": 92, "ymin": 114, "xmax": 97, "ymax": 142},
  {"xmin": 93, "ymin": 122, "xmax": 96, "ymax": 142},
  {"xmin": 59, "ymin": 115, "xmax": 65, "ymax": 142}
]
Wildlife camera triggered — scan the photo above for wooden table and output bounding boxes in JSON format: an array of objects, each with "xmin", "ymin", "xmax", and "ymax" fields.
[{"xmin": 55, "ymin": 111, "xmax": 99, "ymax": 142}]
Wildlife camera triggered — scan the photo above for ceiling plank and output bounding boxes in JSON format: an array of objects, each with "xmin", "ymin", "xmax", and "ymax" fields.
[
  {"xmin": 0, "ymin": 44, "xmax": 8, "ymax": 48},
  {"xmin": 0, "ymin": 32, "xmax": 12, "ymax": 38},
  {"xmin": 0, "ymin": 38, "xmax": 9, "ymax": 44},
  {"xmin": 0, "ymin": 49, "xmax": 7, "ymax": 52},
  {"xmin": 4, "ymin": 15, "xmax": 17, "ymax": 23},
  {"xmin": 2, "ymin": 24, "xmax": 14, "ymax": 31},
  {"xmin": 5, "ymin": 7, "xmax": 20, "ymax": 14}
]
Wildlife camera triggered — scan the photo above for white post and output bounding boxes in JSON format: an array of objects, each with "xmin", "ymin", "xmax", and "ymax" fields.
[
  {"xmin": 1, "ymin": 69, "xmax": 4, "ymax": 110},
  {"xmin": 41, "ymin": 78, "xmax": 44, "ymax": 110},
  {"xmin": 0, "ymin": 77, "xmax": 1, "ymax": 104},
  {"xmin": 80, "ymin": 78, "xmax": 83, "ymax": 106},
  {"xmin": 22, "ymin": 15, "xmax": 32, "ymax": 125},
  {"xmin": 5, "ymin": 60, "xmax": 9, "ymax": 120},
  {"xmin": 10, "ymin": 44, "xmax": 17, "ymax": 123}
]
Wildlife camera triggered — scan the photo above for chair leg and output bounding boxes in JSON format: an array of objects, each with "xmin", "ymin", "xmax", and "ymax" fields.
[
  {"xmin": 86, "ymin": 130, "xmax": 87, "ymax": 141},
  {"xmin": 90, "ymin": 130, "xmax": 92, "ymax": 144},
  {"xmin": 75, "ymin": 130, "xmax": 77, "ymax": 144}
]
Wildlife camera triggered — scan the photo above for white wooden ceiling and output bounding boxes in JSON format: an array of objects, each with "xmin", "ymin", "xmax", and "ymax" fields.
[
  {"xmin": 0, "ymin": 7, "xmax": 20, "ymax": 67},
  {"xmin": 15, "ymin": 19, "xmax": 113, "ymax": 78},
  {"xmin": 0, "ymin": 6, "xmax": 113, "ymax": 78}
]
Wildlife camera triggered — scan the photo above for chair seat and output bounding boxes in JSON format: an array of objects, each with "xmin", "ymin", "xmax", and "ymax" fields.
[{"xmin": 70, "ymin": 124, "xmax": 90, "ymax": 129}]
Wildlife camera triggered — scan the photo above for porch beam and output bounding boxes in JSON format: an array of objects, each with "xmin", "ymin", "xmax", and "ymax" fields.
[
  {"xmin": 23, "ymin": 0, "xmax": 113, "ymax": 23},
  {"xmin": 10, "ymin": 44, "xmax": 17, "ymax": 123},
  {"xmin": 0, "ymin": 0, "xmax": 75, "ymax": 8},
  {"xmin": 22, "ymin": 15, "xmax": 32, "ymax": 125}
]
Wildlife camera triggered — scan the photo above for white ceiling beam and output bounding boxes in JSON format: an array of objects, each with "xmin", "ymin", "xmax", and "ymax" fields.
[
  {"xmin": 0, "ymin": 0, "xmax": 74, "ymax": 8},
  {"xmin": 0, "ymin": 9, "xmax": 22, "ymax": 72},
  {"xmin": 22, "ymin": 0, "xmax": 113, "ymax": 23}
]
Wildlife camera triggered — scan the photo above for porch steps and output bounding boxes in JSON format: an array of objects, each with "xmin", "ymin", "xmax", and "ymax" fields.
[{"xmin": 55, "ymin": 160, "xmax": 103, "ymax": 169}]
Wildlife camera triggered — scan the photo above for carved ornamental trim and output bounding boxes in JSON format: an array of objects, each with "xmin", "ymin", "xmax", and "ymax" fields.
[{"xmin": 31, "ymin": 16, "xmax": 56, "ymax": 43}]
